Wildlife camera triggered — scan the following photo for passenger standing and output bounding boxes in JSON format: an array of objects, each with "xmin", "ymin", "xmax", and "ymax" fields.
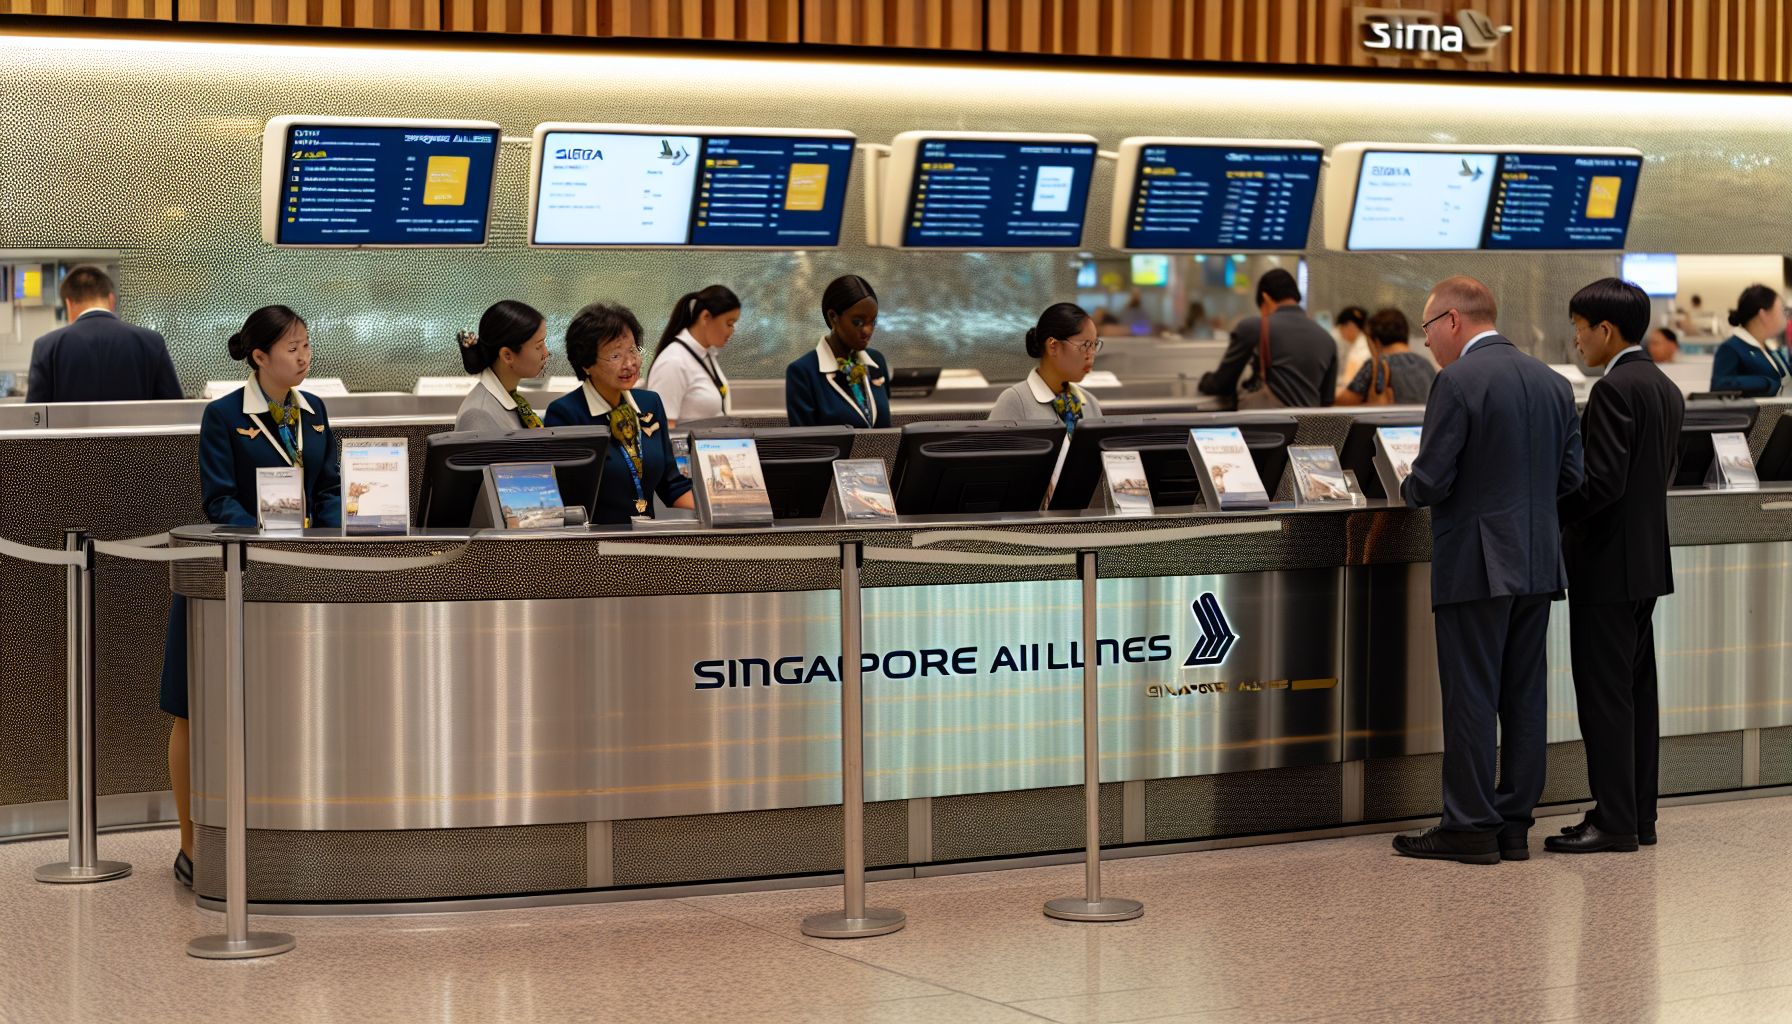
[
  {"xmin": 1709, "ymin": 284, "xmax": 1790, "ymax": 396},
  {"xmin": 1197, "ymin": 268, "xmax": 1337, "ymax": 408},
  {"xmin": 452, "ymin": 300, "xmax": 550, "ymax": 432},
  {"xmin": 1334, "ymin": 308, "xmax": 1436, "ymax": 406},
  {"xmin": 647, "ymin": 284, "xmax": 739, "ymax": 427},
  {"xmin": 1391, "ymin": 276, "xmax": 1583, "ymax": 865},
  {"xmin": 1550, "ymin": 279, "xmax": 1685, "ymax": 854},
  {"xmin": 1331, "ymin": 305, "xmax": 1369, "ymax": 383},
  {"xmin": 26, "ymin": 266, "xmax": 181, "ymax": 403},
  {"xmin": 784, "ymin": 275, "xmax": 891, "ymax": 428}
]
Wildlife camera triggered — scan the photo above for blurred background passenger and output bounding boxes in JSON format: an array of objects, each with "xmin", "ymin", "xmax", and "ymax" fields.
[
  {"xmin": 1711, "ymin": 284, "xmax": 1790, "ymax": 396},
  {"xmin": 647, "ymin": 284, "xmax": 739, "ymax": 427},
  {"xmin": 785, "ymin": 274, "xmax": 890, "ymax": 428},
  {"xmin": 1647, "ymin": 326, "xmax": 1679, "ymax": 363},
  {"xmin": 1093, "ymin": 307, "xmax": 1127, "ymax": 336},
  {"xmin": 453, "ymin": 300, "xmax": 549, "ymax": 432},
  {"xmin": 1119, "ymin": 287, "xmax": 1152, "ymax": 335},
  {"xmin": 27, "ymin": 265, "xmax": 181, "ymax": 403},
  {"xmin": 1335, "ymin": 308, "xmax": 1436, "ymax": 406},
  {"xmin": 1180, "ymin": 301, "xmax": 1213, "ymax": 340},
  {"xmin": 1198, "ymin": 267, "xmax": 1337, "ymax": 408},
  {"xmin": 1331, "ymin": 305, "xmax": 1370, "ymax": 383},
  {"xmin": 988, "ymin": 302, "xmax": 1103, "ymax": 429}
]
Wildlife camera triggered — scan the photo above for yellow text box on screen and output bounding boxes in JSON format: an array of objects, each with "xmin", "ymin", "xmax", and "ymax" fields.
[
  {"xmin": 785, "ymin": 163, "xmax": 828, "ymax": 211},
  {"xmin": 423, "ymin": 156, "xmax": 471, "ymax": 206},
  {"xmin": 1585, "ymin": 176, "xmax": 1621, "ymax": 219}
]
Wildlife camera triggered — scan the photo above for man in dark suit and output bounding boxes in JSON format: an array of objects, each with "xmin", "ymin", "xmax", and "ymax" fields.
[
  {"xmin": 1393, "ymin": 275, "xmax": 1584, "ymax": 865},
  {"xmin": 1549, "ymin": 278, "xmax": 1685, "ymax": 854},
  {"xmin": 1198, "ymin": 268, "xmax": 1337, "ymax": 408},
  {"xmin": 26, "ymin": 265, "xmax": 181, "ymax": 403}
]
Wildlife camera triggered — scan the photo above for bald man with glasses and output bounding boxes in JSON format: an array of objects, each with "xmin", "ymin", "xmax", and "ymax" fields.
[{"xmin": 1392, "ymin": 275, "xmax": 1584, "ymax": 866}]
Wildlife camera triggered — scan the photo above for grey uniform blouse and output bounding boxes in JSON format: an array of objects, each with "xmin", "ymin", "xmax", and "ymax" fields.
[{"xmin": 987, "ymin": 369, "xmax": 1103, "ymax": 424}]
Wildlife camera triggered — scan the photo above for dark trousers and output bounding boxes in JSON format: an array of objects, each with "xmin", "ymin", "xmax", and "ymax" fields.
[
  {"xmin": 1433, "ymin": 593, "xmax": 1553, "ymax": 834},
  {"xmin": 1568, "ymin": 598, "xmax": 1660, "ymax": 836}
]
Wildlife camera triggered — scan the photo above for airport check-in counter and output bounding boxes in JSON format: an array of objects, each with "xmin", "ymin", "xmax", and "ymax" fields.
[{"xmin": 2, "ymin": 394, "xmax": 1789, "ymax": 911}]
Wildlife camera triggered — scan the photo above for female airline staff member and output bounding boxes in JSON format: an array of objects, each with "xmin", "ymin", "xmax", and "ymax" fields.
[
  {"xmin": 646, "ymin": 284, "xmax": 739, "ymax": 427},
  {"xmin": 785, "ymin": 275, "xmax": 891, "ymax": 428},
  {"xmin": 454, "ymin": 300, "xmax": 551, "ymax": 431},
  {"xmin": 543, "ymin": 302, "xmax": 695, "ymax": 523},
  {"xmin": 1711, "ymin": 283, "xmax": 1791, "ymax": 396},
  {"xmin": 161, "ymin": 305, "xmax": 341, "ymax": 888},
  {"xmin": 988, "ymin": 302, "xmax": 1104, "ymax": 428}
]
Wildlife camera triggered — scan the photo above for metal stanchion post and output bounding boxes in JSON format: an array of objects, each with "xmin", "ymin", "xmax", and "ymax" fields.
[
  {"xmin": 37, "ymin": 530, "xmax": 130, "ymax": 884},
  {"xmin": 188, "ymin": 541, "xmax": 294, "ymax": 959},
  {"xmin": 1045, "ymin": 550, "xmax": 1142, "ymax": 922},
  {"xmin": 802, "ymin": 541, "xmax": 905, "ymax": 939}
]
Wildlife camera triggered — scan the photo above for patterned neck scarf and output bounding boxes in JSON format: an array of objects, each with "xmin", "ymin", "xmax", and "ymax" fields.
[
  {"xmin": 607, "ymin": 397, "xmax": 647, "ymax": 512},
  {"xmin": 1050, "ymin": 383, "xmax": 1084, "ymax": 435},
  {"xmin": 265, "ymin": 389, "xmax": 303, "ymax": 468},
  {"xmin": 510, "ymin": 389, "xmax": 544, "ymax": 429},
  {"xmin": 835, "ymin": 348, "xmax": 873, "ymax": 423}
]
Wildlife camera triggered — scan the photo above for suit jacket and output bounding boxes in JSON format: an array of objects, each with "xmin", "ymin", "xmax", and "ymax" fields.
[
  {"xmin": 1559, "ymin": 348, "xmax": 1685, "ymax": 605},
  {"xmin": 1710, "ymin": 333, "xmax": 1788, "ymax": 396},
  {"xmin": 453, "ymin": 369, "xmax": 531, "ymax": 433},
  {"xmin": 1202, "ymin": 305, "xmax": 1338, "ymax": 408},
  {"xmin": 199, "ymin": 377, "xmax": 342, "ymax": 527},
  {"xmin": 26, "ymin": 310, "xmax": 181, "ymax": 403},
  {"xmin": 1401, "ymin": 334, "xmax": 1584, "ymax": 606},
  {"xmin": 542, "ymin": 383, "xmax": 693, "ymax": 524},
  {"xmin": 784, "ymin": 337, "xmax": 892, "ymax": 428}
]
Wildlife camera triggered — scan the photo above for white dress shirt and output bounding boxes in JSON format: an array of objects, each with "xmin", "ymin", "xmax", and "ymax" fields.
[
  {"xmin": 1458, "ymin": 329, "xmax": 1500, "ymax": 358},
  {"xmin": 646, "ymin": 330, "xmax": 729, "ymax": 423}
]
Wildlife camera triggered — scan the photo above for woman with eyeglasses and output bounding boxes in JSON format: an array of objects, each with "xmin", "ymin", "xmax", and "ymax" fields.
[
  {"xmin": 785, "ymin": 274, "xmax": 891, "ymax": 429},
  {"xmin": 988, "ymin": 302, "xmax": 1104, "ymax": 429},
  {"xmin": 543, "ymin": 302, "xmax": 694, "ymax": 523}
]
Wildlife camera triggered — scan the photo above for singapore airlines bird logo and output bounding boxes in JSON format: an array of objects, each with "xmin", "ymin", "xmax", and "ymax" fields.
[
  {"xmin": 659, "ymin": 140, "xmax": 691, "ymax": 166},
  {"xmin": 1184, "ymin": 592, "xmax": 1238, "ymax": 667},
  {"xmin": 1459, "ymin": 159, "xmax": 1485, "ymax": 182}
]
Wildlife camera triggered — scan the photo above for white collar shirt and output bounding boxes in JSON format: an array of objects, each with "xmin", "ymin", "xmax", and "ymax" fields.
[
  {"xmin": 477, "ymin": 367, "xmax": 518, "ymax": 410},
  {"xmin": 240, "ymin": 374, "xmax": 314, "ymax": 467},
  {"xmin": 581, "ymin": 380, "xmax": 641, "ymax": 418},
  {"xmin": 1459, "ymin": 329, "xmax": 1501, "ymax": 358},
  {"xmin": 815, "ymin": 335, "xmax": 880, "ymax": 426},
  {"xmin": 645, "ymin": 329, "xmax": 730, "ymax": 422},
  {"xmin": 1026, "ymin": 368, "xmax": 1089, "ymax": 407}
]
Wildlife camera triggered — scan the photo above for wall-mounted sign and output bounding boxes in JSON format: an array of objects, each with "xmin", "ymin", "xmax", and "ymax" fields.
[{"xmin": 1353, "ymin": 7, "xmax": 1511, "ymax": 64}]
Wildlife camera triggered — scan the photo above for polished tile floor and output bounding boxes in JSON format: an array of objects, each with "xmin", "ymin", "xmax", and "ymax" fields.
[{"xmin": 3, "ymin": 797, "xmax": 1790, "ymax": 1024}]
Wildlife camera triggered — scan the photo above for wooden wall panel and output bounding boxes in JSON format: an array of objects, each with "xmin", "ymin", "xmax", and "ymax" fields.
[{"xmin": 18, "ymin": 0, "xmax": 1792, "ymax": 85}]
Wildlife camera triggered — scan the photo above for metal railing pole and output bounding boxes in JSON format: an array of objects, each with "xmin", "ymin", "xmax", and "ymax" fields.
[
  {"xmin": 36, "ymin": 530, "xmax": 130, "ymax": 884},
  {"xmin": 188, "ymin": 540, "xmax": 294, "ymax": 959},
  {"xmin": 801, "ymin": 541, "xmax": 905, "ymax": 939},
  {"xmin": 1045, "ymin": 551, "xmax": 1142, "ymax": 922}
]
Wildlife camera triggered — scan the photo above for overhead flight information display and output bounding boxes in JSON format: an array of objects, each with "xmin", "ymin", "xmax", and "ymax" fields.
[
  {"xmin": 530, "ymin": 124, "xmax": 856, "ymax": 247},
  {"xmin": 1339, "ymin": 144, "xmax": 1644, "ymax": 251},
  {"xmin": 1482, "ymin": 152, "xmax": 1642, "ymax": 250},
  {"xmin": 1117, "ymin": 140, "xmax": 1322, "ymax": 251},
  {"xmin": 262, "ymin": 117, "xmax": 500, "ymax": 246},
  {"xmin": 899, "ymin": 137, "xmax": 1097, "ymax": 248}
]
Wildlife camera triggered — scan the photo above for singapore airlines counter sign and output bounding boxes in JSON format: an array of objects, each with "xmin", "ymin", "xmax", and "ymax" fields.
[{"xmin": 1353, "ymin": 7, "xmax": 1512, "ymax": 63}]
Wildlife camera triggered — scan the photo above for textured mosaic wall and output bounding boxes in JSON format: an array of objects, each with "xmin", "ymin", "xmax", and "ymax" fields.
[{"xmin": 1, "ymin": 38, "xmax": 1788, "ymax": 392}]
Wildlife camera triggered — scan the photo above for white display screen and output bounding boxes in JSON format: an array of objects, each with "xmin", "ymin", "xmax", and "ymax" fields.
[
  {"xmin": 1621, "ymin": 253, "xmax": 1678, "ymax": 297},
  {"xmin": 534, "ymin": 132, "xmax": 702, "ymax": 245},
  {"xmin": 1347, "ymin": 151, "xmax": 1498, "ymax": 251}
]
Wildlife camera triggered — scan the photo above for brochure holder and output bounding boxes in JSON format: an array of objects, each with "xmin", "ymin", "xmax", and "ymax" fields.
[
  {"xmin": 1098, "ymin": 451, "xmax": 1154, "ymax": 516},
  {"xmin": 1706, "ymin": 431, "xmax": 1760, "ymax": 490},
  {"xmin": 1288, "ymin": 445, "xmax": 1360, "ymax": 509},
  {"xmin": 1372, "ymin": 426, "xmax": 1422, "ymax": 507},
  {"xmin": 831, "ymin": 459, "xmax": 897, "ymax": 523},
  {"xmin": 341, "ymin": 437, "xmax": 411, "ymax": 535},
  {"xmin": 1188, "ymin": 427, "xmax": 1270, "ymax": 511},
  {"xmin": 254, "ymin": 466, "xmax": 305, "ymax": 530},
  {"xmin": 693, "ymin": 437, "xmax": 776, "ymax": 527},
  {"xmin": 472, "ymin": 463, "xmax": 570, "ymax": 530}
]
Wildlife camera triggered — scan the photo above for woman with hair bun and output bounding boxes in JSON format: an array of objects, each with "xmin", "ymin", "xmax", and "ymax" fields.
[
  {"xmin": 987, "ymin": 301, "xmax": 1104, "ymax": 428},
  {"xmin": 646, "ymin": 284, "xmax": 740, "ymax": 427},
  {"xmin": 784, "ymin": 274, "xmax": 891, "ymax": 428},
  {"xmin": 161, "ymin": 304, "xmax": 342, "ymax": 891},
  {"xmin": 1710, "ymin": 283, "xmax": 1791, "ymax": 396},
  {"xmin": 453, "ymin": 299, "xmax": 551, "ymax": 432}
]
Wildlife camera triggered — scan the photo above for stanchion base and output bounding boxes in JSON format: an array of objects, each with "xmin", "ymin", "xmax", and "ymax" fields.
[
  {"xmin": 1044, "ymin": 897, "xmax": 1144, "ymax": 922},
  {"xmin": 34, "ymin": 860, "xmax": 131, "ymax": 884},
  {"xmin": 186, "ymin": 932, "xmax": 296, "ymax": 960},
  {"xmin": 800, "ymin": 907, "xmax": 907, "ymax": 939}
]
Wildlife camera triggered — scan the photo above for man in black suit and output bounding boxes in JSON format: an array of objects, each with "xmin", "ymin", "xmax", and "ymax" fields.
[
  {"xmin": 1548, "ymin": 278, "xmax": 1685, "ymax": 854},
  {"xmin": 26, "ymin": 266, "xmax": 181, "ymax": 403},
  {"xmin": 1393, "ymin": 276, "xmax": 1584, "ymax": 865},
  {"xmin": 1198, "ymin": 268, "xmax": 1338, "ymax": 408}
]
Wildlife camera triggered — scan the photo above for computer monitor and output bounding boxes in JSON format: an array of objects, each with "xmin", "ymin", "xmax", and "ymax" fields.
[
  {"xmin": 1758, "ymin": 414, "xmax": 1792, "ymax": 482},
  {"xmin": 1047, "ymin": 413, "xmax": 1298, "ymax": 511},
  {"xmin": 1673, "ymin": 399, "xmax": 1760, "ymax": 488},
  {"xmin": 418, "ymin": 426, "xmax": 609, "ymax": 528},
  {"xmin": 691, "ymin": 425, "xmax": 856, "ymax": 519},
  {"xmin": 890, "ymin": 421, "xmax": 1066, "ymax": 515},
  {"xmin": 1339, "ymin": 411, "xmax": 1426, "ymax": 499}
]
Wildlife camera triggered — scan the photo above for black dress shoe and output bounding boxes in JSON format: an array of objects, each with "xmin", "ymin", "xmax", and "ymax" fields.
[
  {"xmin": 1544, "ymin": 823, "xmax": 1638, "ymax": 853},
  {"xmin": 1561, "ymin": 818, "xmax": 1656, "ymax": 845},
  {"xmin": 174, "ymin": 850, "xmax": 193, "ymax": 889},
  {"xmin": 1393, "ymin": 826, "xmax": 1501, "ymax": 865},
  {"xmin": 1499, "ymin": 834, "xmax": 1529, "ymax": 861}
]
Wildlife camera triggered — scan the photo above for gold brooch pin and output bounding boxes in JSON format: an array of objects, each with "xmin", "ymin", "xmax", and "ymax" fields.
[
  {"xmin": 312, "ymin": 424, "xmax": 325, "ymax": 432},
  {"xmin": 236, "ymin": 427, "xmax": 259, "ymax": 438}
]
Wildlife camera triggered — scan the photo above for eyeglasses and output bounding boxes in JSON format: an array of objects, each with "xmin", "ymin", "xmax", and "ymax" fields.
[
  {"xmin": 1421, "ymin": 309, "xmax": 1456, "ymax": 332},
  {"xmin": 597, "ymin": 347, "xmax": 645, "ymax": 366},
  {"xmin": 1056, "ymin": 338, "xmax": 1105, "ymax": 355}
]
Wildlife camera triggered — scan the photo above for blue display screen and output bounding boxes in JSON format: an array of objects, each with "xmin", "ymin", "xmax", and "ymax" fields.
[
  {"xmin": 689, "ymin": 136, "xmax": 856, "ymax": 246},
  {"xmin": 1124, "ymin": 144, "xmax": 1321, "ymax": 251},
  {"xmin": 277, "ymin": 124, "xmax": 498, "ymax": 245},
  {"xmin": 901, "ymin": 138, "xmax": 1097, "ymax": 248},
  {"xmin": 1481, "ymin": 152, "xmax": 1641, "ymax": 250}
]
